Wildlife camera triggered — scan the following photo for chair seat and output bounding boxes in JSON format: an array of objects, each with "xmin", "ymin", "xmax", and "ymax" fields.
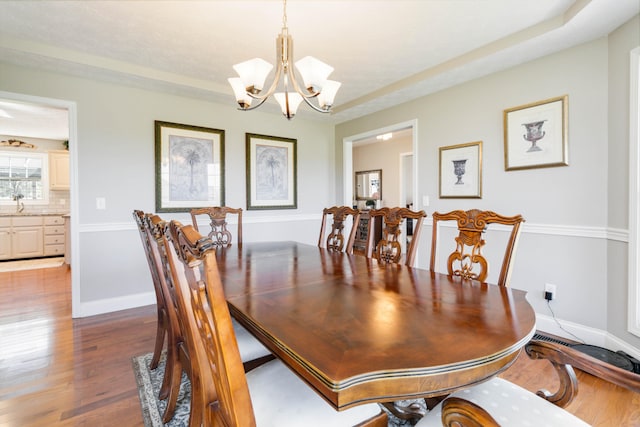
[
  {"xmin": 249, "ymin": 359, "xmax": 383, "ymax": 426},
  {"xmin": 416, "ymin": 377, "xmax": 590, "ymax": 427},
  {"xmin": 232, "ymin": 318, "xmax": 272, "ymax": 362}
]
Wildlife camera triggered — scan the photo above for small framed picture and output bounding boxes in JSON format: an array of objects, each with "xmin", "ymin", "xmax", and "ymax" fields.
[
  {"xmin": 246, "ymin": 133, "xmax": 297, "ymax": 210},
  {"xmin": 155, "ymin": 121, "xmax": 225, "ymax": 212},
  {"xmin": 439, "ymin": 141, "xmax": 482, "ymax": 199},
  {"xmin": 503, "ymin": 95, "xmax": 569, "ymax": 171}
]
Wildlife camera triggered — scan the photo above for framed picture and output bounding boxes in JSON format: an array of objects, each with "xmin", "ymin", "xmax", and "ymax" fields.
[
  {"xmin": 155, "ymin": 121, "xmax": 225, "ymax": 212},
  {"xmin": 503, "ymin": 95, "xmax": 568, "ymax": 171},
  {"xmin": 246, "ymin": 133, "xmax": 297, "ymax": 210},
  {"xmin": 439, "ymin": 141, "xmax": 482, "ymax": 199}
]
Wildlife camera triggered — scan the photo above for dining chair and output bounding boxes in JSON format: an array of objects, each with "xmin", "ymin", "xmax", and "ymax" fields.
[
  {"xmin": 132, "ymin": 210, "xmax": 167, "ymax": 372},
  {"xmin": 164, "ymin": 219, "xmax": 389, "ymax": 427},
  {"xmin": 141, "ymin": 212, "xmax": 273, "ymax": 424},
  {"xmin": 430, "ymin": 209, "xmax": 525, "ymax": 287},
  {"xmin": 415, "ymin": 340, "xmax": 640, "ymax": 426},
  {"xmin": 190, "ymin": 206, "xmax": 242, "ymax": 247},
  {"xmin": 365, "ymin": 207, "xmax": 426, "ymax": 267},
  {"xmin": 318, "ymin": 206, "xmax": 361, "ymax": 254}
]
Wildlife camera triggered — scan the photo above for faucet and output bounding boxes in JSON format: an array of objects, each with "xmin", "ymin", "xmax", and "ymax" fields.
[{"xmin": 13, "ymin": 193, "xmax": 24, "ymax": 213}]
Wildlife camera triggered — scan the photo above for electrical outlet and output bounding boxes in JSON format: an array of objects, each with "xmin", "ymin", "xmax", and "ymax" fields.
[{"xmin": 544, "ymin": 283, "xmax": 557, "ymax": 301}]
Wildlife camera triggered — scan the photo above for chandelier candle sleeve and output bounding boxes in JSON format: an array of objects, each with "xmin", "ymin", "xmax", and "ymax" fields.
[{"xmin": 228, "ymin": 0, "xmax": 341, "ymax": 119}]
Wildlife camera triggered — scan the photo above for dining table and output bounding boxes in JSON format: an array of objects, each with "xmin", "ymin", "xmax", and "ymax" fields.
[{"xmin": 214, "ymin": 241, "xmax": 536, "ymax": 411}]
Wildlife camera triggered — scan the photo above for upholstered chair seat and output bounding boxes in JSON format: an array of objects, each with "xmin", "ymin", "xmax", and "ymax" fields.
[
  {"xmin": 248, "ymin": 359, "xmax": 384, "ymax": 426},
  {"xmin": 416, "ymin": 377, "xmax": 589, "ymax": 427}
]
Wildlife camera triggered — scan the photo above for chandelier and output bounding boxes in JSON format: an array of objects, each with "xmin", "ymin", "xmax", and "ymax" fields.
[{"xmin": 227, "ymin": 0, "xmax": 341, "ymax": 120}]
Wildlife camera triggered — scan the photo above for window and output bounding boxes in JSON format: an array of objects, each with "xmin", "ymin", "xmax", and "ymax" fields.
[{"xmin": 0, "ymin": 151, "xmax": 49, "ymax": 205}]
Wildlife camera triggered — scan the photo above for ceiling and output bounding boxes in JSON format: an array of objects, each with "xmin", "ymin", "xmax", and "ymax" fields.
[{"xmin": 0, "ymin": 0, "xmax": 638, "ymax": 141}]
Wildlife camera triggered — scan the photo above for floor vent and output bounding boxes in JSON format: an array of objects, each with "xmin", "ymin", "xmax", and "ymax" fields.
[
  {"xmin": 531, "ymin": 333, "xmax": 572, "ymax": 346},
  {"xmin": 531, "ymin": 332, "xmax": 640, "ymax": 374}
]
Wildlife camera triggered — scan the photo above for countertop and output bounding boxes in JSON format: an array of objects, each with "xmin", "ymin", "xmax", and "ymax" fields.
[{"xmin": 0, "ymin": 212, "xmax": 69, "ymax": 217}]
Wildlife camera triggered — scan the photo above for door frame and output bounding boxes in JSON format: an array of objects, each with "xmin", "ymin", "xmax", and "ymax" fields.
[{"xmin": 0, "ymin": 90, "xmax": 80, "ymax": 318}]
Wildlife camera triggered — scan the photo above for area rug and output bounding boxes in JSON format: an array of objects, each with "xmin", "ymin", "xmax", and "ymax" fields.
[
  {"xmin": 132, "ymin": 352, "xmax": 422, "ymax": 427},
  {"xmin": 0, "ymin": 256, "xmax": 64, "ymax": 272}
]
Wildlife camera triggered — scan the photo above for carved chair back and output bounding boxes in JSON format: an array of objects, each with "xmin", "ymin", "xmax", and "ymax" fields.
[
  {"xmin": 132, "ymin": 210, "xmax": 167, "ymax": 369},
  {"xmin": 163, "ymin": 220, "xmax": 257, "ymax": 427},
  {"xmin": 430, "ymin": 209, "xmax": 525, "ymax": 286},
  {"xmin": 142, "ymin": 212, "xmax": 194, "ymax": 423},
  {"xmin": 190, "ymin": 206, "xmax": 243, "ymax": 247},
  {"xmin": 365, "ymin": 207, "xmax": 426, "ymax": 267},
  {"xmin": 318, "ymin": 206, "xmax": 361, "ymax": 254}
]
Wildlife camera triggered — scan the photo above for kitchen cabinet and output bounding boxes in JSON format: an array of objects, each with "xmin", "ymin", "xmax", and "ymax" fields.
[
  {"xmin": 49, "ymin": 150, "xmax": 70, "ymax": 190},
  {"xmin": 0, "ymin": 215, "xmax": 66, "ymax": 260},
  {"xmin": 0, "ymin": 217, "xmax": 10, "ymax": 259},
  {"xmin": 44, "ymin": 215, "xmax": 65, "ymax": 256},
  {"xmin": 0, "ymin": 216, "xmax": 44, "ymax": 260}
]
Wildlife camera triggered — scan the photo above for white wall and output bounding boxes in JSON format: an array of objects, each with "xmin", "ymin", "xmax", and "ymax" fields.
[
  {"xmin": 0, "ymin": 63, "xmax": 335, "ymax": 316},
  {"xmin": 336, "ymin": 26, "xmax": 640, "ymax": 354},
  {"xmin": 607, "ymin": 16, "xmax": 640, "ymax": 349}
]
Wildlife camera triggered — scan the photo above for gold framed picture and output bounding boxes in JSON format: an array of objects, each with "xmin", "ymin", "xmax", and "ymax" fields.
[
  {"xmin": 503, "ymin": 95, "xmax": 568, "ymax": 171},
  {"xmin": 439, "ymin": 141, "xmax": 482, "ymax": 199}
]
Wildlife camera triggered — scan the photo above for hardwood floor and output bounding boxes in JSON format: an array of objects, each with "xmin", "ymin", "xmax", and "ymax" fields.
[
  {"xmin": 0, "ymin": 265, "xmax": 638, "ymax": 426},
  {"xmin": 0, "ymin": 265, "xmax": 155, "ymax": 427}
]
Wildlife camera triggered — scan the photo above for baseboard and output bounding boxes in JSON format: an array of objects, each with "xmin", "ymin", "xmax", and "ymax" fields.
[
  {"xmin": 77, "ymin": 291, "xmax": 156, "ymax": 318},
  {"xmin": 536, "ymin": 313, "xmax": 640, "ymax": 360}
]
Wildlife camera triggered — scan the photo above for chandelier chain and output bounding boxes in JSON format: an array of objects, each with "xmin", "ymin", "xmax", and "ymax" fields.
[{"xmin": 282, "ymin": 0, "xmax": 288, "ymax": 30}]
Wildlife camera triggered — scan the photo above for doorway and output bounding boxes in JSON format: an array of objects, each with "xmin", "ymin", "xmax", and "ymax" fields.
[
  {"xmin": 0, "ymin": 90, "xmax": 79, "ymax": 317},
  {"xmin": 343, "ymin": 120, "xmax": 418, "ymax": 207},
  {"xmin": 343, "ymin": 119, "xmax": 419, "ymax": 262}
]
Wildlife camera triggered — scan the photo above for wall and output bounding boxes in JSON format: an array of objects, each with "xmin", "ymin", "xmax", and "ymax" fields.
[
  {"xmin": 606, "ymin": 16, "xmax": 640, "ymax": 350},
  {"xmin": 353, "ymin": 135, "xmax": 412, "ymax": 209},
  {"xmin": 0, "ymin": 63, "xmax": 335, "ymax": 316},
  {"xmin": 336, "ymin": 33, "xmax": 640, "ymax": 353}
]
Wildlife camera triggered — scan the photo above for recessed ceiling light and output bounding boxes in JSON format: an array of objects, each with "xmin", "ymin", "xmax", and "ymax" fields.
[{"xmin": 376, "ymin": 133, "xmax": 392, "ymax": 141}]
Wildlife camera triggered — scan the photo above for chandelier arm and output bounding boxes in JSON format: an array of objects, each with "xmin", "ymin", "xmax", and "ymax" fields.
[
  {"xmin": 283, "ymin": 66, "xmax": 328, "ymax": 113},
  {"xmin": 237, "ymin": 96, "xmax": 270, "ymax": 111},
  {"xmin": 300, "ymin": 95, "xmax": 330, "ymax": 113}
]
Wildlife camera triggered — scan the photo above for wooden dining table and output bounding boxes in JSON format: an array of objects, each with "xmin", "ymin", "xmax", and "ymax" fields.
[{"xmin": 214, "ymin": 241, "xmax": 536, "ymax": 411}]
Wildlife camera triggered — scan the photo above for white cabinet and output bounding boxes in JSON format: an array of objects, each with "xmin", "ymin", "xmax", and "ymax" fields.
[
  {"xmin": 49, "ymin": 150, "xmax": 70, "ymax": 190},
  {"xmin": 0, "ymin": 218, "xmax": 11, "ymax": 259},
  {"xmin": 0, "ymin": 216, "xmax": 69, "ymax": 260},
  {"xmin": 0, "ymin": 216, "xmax": 44, "ymax": 259},
  {"xmin": 44, "ymin": 215, "xmax": 65, "ymax": 256}
]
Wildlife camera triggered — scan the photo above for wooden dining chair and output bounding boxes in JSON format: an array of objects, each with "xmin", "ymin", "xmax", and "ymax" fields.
[
  {"xmin": 318, "ymin": 206, "xmax": 361, "ymax": 254},
  {"xmin": 430, "ymin": 209, "xmax": 525, "ymax": 287},
  {"xmin": 132, "ymin": 210, "xmax": 169, "ymax": 372},
  {"xmin": 365, "ymin": 207, "xmax": 426, "ymax": 267},
  {"xmin": 190, "ymin": 206, "xmax": 242, "ymax": 247},
  {"xmin": 141, "ymin": 212, "xmax": 273, "ymax": 424},
  {"xmin": 415, "ymin": 340, "xmax": 640, "ymax": 426},
  {"xmin": 163, "ymin": 219, "xmax": 388, "ymax": 427}
]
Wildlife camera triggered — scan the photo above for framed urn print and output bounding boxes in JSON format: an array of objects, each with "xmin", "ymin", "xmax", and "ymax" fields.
[
  {"xmin": 155, "ymin": 121, "xmax": 225, "ymax": 212},
  {"xmin": 503, "ymin": 95, "xmax": 568, "ymax": 171},
  {"xmin": 439, "ymin": 141, "xmax": 482, "ymax": 199},
  {"xmin": 246, "ymin": 133, "xmax": 297, "ymax": 210}
]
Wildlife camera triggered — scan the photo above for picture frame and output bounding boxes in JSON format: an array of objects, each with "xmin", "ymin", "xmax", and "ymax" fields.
[
  {"xmin": 155, "ymin": 120, "xmax": 225, "ymax": 213},
  {"xmin": 503, "ymin": 95, "xmax": 568, "ymax": 171},
  {"xmin": 439, "ymin": 141, "xmax": 482, "ymax": 199},
  {"xmin": 246, "ymin": 133, "xmax": 297, "ymax": 210}
]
